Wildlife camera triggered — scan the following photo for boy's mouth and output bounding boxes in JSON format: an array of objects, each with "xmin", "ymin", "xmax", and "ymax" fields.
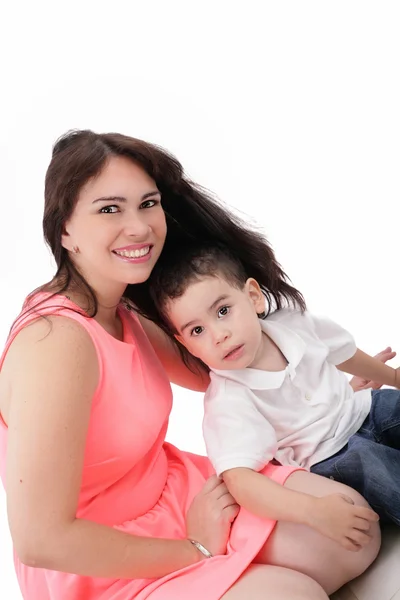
[{"xmin": 223, "ymin": 344, "xmax": 244, "ymax": 361}]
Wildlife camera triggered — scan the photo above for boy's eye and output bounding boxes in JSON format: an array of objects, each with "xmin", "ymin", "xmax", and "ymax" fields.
[
  {"xmin": 218, "ymin": 306, "xmax": 230, "ymax": 317},
  {"xmin": 99, "ymin": 205, "xmax": 119, "ymax": 214},
  {"xmin": 191, "ymin": 326, "xmax": 204, "ymax": 337}
]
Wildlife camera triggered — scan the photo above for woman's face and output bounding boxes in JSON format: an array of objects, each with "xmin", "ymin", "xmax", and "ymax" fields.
[{"xmin": 62, "ymin": 156, "xmax": 167, "ymax": 295}]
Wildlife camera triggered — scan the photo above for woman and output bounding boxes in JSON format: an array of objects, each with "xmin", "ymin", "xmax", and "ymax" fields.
[{"xmin": 0, "ymin": 130, "xmax": 380, "ymax": 600}]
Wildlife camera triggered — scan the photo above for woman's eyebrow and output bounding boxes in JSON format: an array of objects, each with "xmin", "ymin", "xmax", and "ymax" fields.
[{"xmin": 92, "ymin": 190, "xmax": 161, "ymax": 204}]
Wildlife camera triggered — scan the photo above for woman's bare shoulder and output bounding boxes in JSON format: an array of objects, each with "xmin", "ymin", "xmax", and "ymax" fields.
[
  {"xmin": 1, "ymin": 314, "xmax": 98, "ymax": 425},
  {"xmin": 6, "ymin": 313, "xmax": 96, "ymax": 364}
]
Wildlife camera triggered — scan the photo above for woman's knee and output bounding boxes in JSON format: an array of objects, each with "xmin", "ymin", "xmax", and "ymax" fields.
[{"xmin": 221, "ymin": 565, "xmax": 328, "ymax": 600}]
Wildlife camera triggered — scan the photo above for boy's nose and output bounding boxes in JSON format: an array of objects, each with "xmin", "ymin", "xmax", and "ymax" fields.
[{"xmin": 213, "ymin": 328, "xmax": 230, "ymax": 345}]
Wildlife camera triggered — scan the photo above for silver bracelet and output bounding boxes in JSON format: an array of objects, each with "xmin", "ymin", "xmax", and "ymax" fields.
[{"xmin": 188, "ymin": 538, "xmax": 213, "ymax": 559}]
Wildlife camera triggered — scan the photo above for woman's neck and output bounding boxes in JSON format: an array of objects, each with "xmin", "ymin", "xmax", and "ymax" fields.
[
  {"xmin": 47, "ymin": 271, "xmax": 128, "ymax": 340},
  {"xmin": 65, "ymin": 290, "xmax": 125, "ymax": 341}
]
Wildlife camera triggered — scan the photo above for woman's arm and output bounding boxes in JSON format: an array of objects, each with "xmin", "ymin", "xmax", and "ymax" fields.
[
  {"xmin": 338, "ymin": 348, "xmax": 399, "ymax": 388},
  {"xmin": 138, "ymin": 315, "xmax": 209, "ymax": 391},
  {"xmin": 5, "ymin": 317, "xmax": 208, "ymax": 579}
]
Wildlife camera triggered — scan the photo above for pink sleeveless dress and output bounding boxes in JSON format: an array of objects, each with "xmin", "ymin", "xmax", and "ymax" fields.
[{"xmin": 0, "ymin": 294, "xmax": 298, "ymax": 600}]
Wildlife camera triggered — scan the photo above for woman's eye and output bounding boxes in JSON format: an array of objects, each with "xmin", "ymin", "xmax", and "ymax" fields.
[
  {"xmin": 218, "ymin": 306, "xmax": 230, "ymax": 318},
  {"xmin": 140, "ymin": 199, "xmax": 158, "ymax": 209},
  {"xmin": 99, "ymin": 205, "xmax": 119, "ymax": 214},
  {"xmin": 191, "ymin": 326, "xmax": 204, "ymax": 337}
]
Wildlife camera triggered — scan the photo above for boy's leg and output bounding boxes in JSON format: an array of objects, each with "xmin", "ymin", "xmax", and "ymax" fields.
[
  {"xmin": 368, "ymin": 388, "xmax": 400, "ymax": 449},
  {"xmin": 255, "ymin": 471, "xmax": 380, "ymax": 595},
  {"xmin": 312, "ymin": 437, "xmax": 400, "ymax": 524},
  {"xmin": 312, "ymin": 391, "xmax": 400, "ymax": 525}
]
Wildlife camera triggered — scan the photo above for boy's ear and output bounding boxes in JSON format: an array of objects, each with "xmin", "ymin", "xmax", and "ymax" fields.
[
  {"xmin": 245, "ymin": 278, "xmax": 266, "ymax": 314},
  {"xmin": 174, "ymin": 333, "xmax": 188, "ymax": 349}
]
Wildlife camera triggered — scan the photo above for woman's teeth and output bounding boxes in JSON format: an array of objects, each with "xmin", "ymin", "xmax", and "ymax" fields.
[{"xmin": 114, "ymin": 247, "xmax": 150, "ymax": 258}]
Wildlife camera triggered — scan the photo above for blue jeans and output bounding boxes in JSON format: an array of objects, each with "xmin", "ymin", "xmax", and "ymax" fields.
[{"xmin": 311, "ymin": 389, "xmax": 400, "ymax": 525}]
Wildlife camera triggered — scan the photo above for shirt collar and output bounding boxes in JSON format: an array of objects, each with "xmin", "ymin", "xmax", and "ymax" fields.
[{"xmin": 211, "ymin": 318, "xmax": 306, "ymax": 390}]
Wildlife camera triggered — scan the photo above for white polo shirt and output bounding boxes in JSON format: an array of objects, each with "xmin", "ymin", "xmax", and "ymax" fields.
[{"xmin": 203, "ymin": 308, "xmax": 372, "ymax": 475}]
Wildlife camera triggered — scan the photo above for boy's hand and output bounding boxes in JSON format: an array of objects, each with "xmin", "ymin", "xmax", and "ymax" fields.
[
  {"xmin": 307, "ymin": 494, "xmax": 379, "ymax": 551},
  {"xmin": 350, "ymin": 347, "xmax": 396, "ymax": 391},
  {"xmin": 395, "ymin": 367, "xmax": 400, "ymax": 389}
]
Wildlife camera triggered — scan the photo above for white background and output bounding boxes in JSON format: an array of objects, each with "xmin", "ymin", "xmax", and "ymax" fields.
[{"xmin": 0, "ymin": 1, "xmax": 399, "ymax": 598}]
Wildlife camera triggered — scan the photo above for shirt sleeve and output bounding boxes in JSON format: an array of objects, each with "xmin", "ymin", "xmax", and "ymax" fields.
[
  {"xmin": 309, "ymin": 313, "xmax": 357, "ymax": 365},
  {"xmin": 203, "ymin": 376, "xmax": 277, "ymax": 476}
]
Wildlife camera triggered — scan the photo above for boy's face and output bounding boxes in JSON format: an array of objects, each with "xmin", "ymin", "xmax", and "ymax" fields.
[{"xmin": 166, "ymin": 275, "xmax": 266, "ymax": 370}]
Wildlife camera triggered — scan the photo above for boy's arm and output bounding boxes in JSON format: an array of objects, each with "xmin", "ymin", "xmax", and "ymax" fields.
[
  {"xmin": 308, "ymin": 313, "xmax": 399, "ymax": 388},
  {"xmin": 223, "ymin": 467, "xmax": 379, "ymax": 551},
  {"xmin": 223, "ymin": 467, "xmax": 312, "ymax": 523},
  {"xmin": 337, "ymin": 348, "xmax": 399, "ymax": 388},
  {"xmin": 349, "ymin": 347, "xmax": 396, "ymax": 391},
  {"xmin": 203, "ymin": 378, "xmax": 278, "ymax": 476},
  {"xmin": 204, "ymin": 376, "xmax": 379, "ymax": 551}
]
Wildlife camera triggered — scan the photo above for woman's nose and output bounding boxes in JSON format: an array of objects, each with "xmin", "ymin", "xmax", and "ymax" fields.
[{"xmin": 123, "ymin": 212, "xmax": 151, "ymax": 238}]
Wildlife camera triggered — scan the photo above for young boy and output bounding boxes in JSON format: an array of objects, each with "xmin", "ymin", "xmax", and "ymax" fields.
[{"xmin": 148, "ymin": 244, "xmax": 400, "ymax": 548}]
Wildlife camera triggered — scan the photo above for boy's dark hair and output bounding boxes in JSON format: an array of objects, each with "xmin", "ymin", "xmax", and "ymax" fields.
[
  {"xmin": 148, "ymin": 243, "xmax": 305, "ymax": 339},
  {"xmin": 148, "ymin": 244, "xmax": 249, "ymax": 333}
]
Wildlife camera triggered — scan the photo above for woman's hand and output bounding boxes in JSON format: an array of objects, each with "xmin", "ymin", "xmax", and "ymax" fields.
[
  {"xmin": 349, "ymin": 347, "xmax": 396, "ymax": 391},
  {"xmin": 186, "ymin": 475, "xmax": 239, "ymax": 557}
]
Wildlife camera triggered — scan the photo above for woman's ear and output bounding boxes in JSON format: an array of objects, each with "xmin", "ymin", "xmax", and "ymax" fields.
[
  {"xmin": 245, "ymin": 278, "xmax": 266, "ymax": 314},
  {"xmin": 61, "ymin": 223, "xmax": 73, "ymax": 252}
]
